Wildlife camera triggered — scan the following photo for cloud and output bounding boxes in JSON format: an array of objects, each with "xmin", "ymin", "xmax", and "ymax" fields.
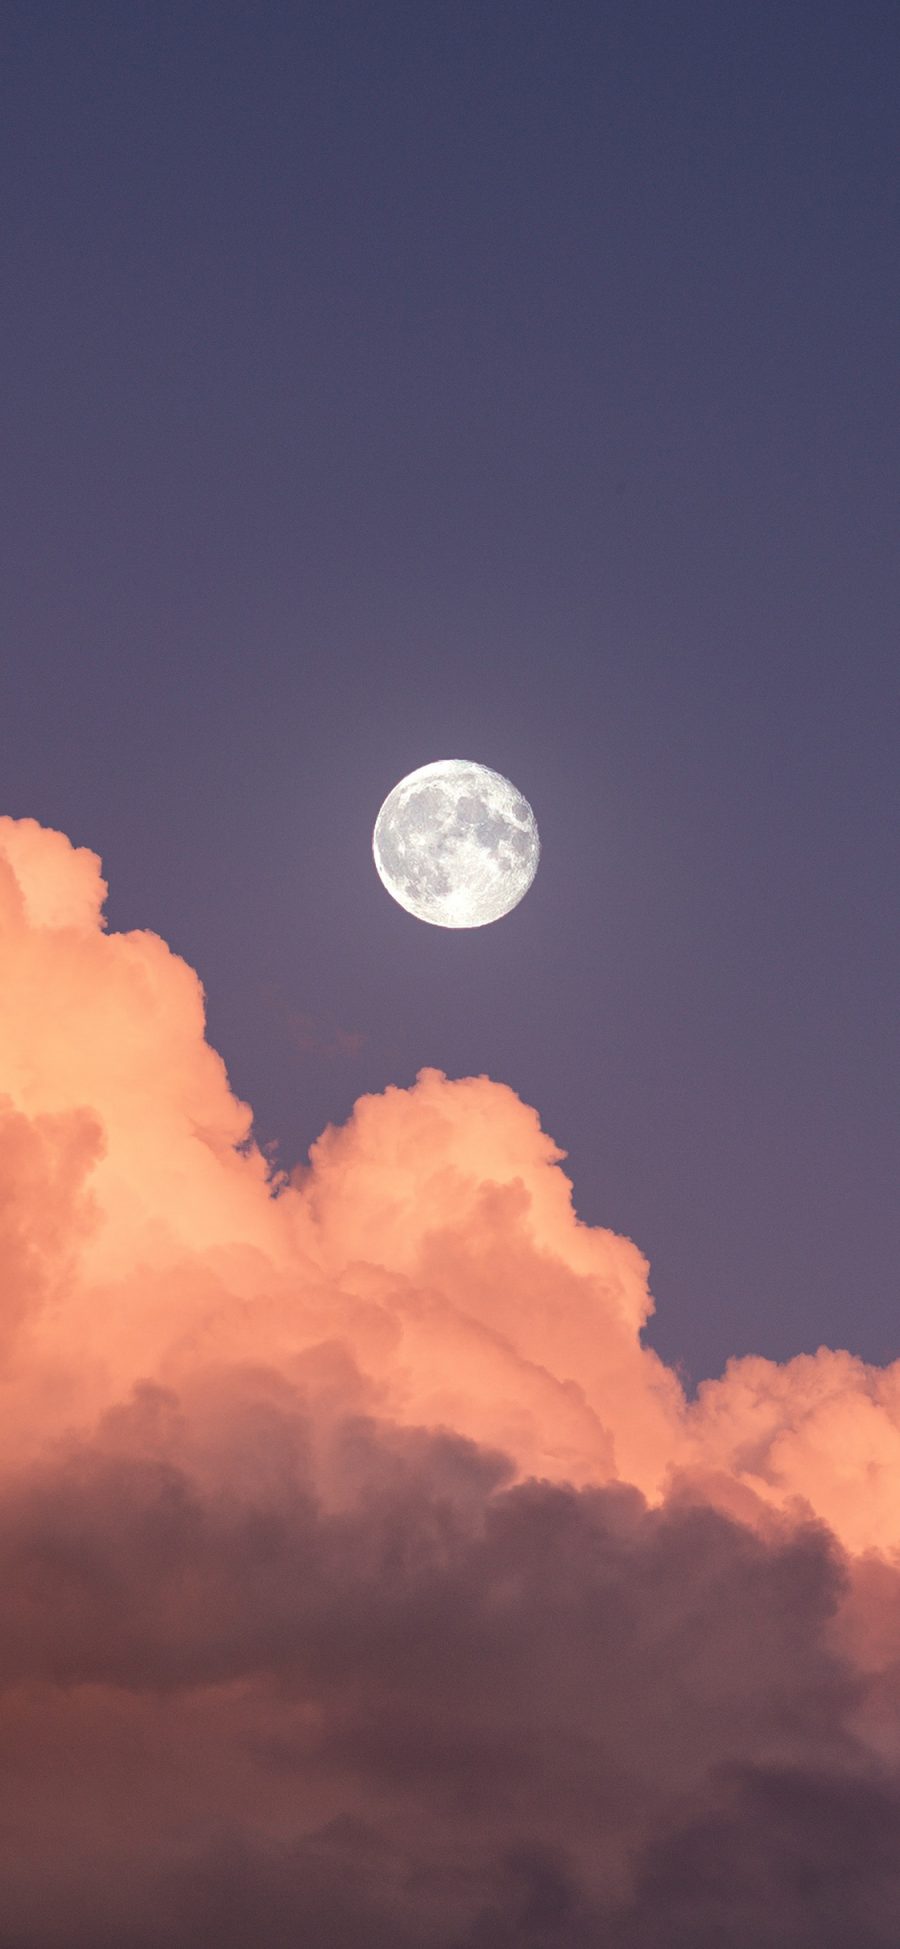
[
  {"xmin": 286, "ymin": 1007, "xmax": 366, "ymax": 1061},
  {"xmin": 0, "ymin": 814, "xmax": 899, "ymax": 1945}
]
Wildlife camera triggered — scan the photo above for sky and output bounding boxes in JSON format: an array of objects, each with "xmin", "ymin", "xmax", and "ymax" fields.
[
  {"xmin": 2, "ymin": 0, "xmax": 898, "ymax": 1383},
  {"xmin": 1, "ymin": 4, "xmax": 900, "ymax": 1942}
]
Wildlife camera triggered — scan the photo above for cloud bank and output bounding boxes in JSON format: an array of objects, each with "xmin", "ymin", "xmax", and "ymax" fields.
[{"xmin": 1, "ymin": 814, "xmax": 899, "ymax": 1946}]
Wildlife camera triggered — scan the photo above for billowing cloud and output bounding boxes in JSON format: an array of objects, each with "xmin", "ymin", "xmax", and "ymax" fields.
[{"xmin": 1, "ymin": 814, "xmax": 899, "ymax": 1946}]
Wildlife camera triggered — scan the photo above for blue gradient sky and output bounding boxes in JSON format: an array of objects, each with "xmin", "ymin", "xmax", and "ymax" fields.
[{"xmin": 2, "ymin": 0, "xmax": 897, "ymax": 1384}]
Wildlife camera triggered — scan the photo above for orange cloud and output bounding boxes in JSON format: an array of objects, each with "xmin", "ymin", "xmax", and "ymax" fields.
[{"xmin": 1, "ymin": 814, "xmax": 899, "ymax": 1945}]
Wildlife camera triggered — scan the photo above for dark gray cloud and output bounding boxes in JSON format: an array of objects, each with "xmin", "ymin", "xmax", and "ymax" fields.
[{"xmin": 0, "ymin": 1367, "xmax": 896, "ymax": 1946}]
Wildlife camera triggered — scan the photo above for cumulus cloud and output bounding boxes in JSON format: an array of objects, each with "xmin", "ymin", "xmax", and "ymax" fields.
[{"xmin": 0, "ymin": 814, "xmax": 899, "ymax": 1946}]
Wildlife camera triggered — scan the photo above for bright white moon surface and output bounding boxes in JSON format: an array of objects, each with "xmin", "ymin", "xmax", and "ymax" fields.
[{"xmin": 372, "ymin": 759, "xmax": 540, "ymax": 928}]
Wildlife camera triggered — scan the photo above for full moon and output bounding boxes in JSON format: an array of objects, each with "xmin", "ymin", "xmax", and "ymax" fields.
[{"xmin": 373, "ymin": 759, "xmax": 540, "ymax": 928}]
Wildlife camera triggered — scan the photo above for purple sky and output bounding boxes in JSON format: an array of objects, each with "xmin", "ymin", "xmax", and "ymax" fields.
[{"xmin": 2, "ymin": 0, "xmax": 897, "ymax": 1386}]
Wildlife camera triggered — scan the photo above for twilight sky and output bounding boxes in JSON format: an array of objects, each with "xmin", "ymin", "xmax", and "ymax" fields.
[
  {"xmin": 2, "ymin": 2, "xmax": 898, "ymax": 1381},
  {"xmin": 2, "ymin": 7, "xmax": 900, "ymax": 1942}
]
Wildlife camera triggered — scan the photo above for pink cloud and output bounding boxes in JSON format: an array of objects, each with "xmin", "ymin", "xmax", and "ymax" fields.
[{"xmin": 0, "ymin": 814, "xmax": 899, "ymax": 1945}]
